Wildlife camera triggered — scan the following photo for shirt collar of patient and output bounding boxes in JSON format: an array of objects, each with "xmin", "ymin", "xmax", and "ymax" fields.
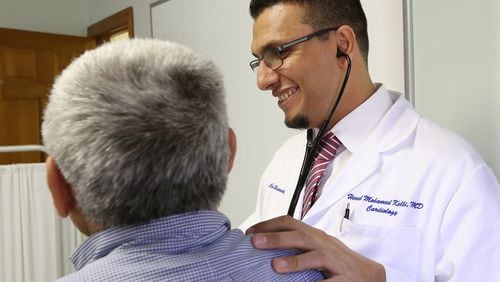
[
  {"xmin": 332, "ymin": 83, "xmax": 393, "ymax": 153},
  {"xmin": 69, "ymin": 210, "xmax": 230, "ymax": 270}
]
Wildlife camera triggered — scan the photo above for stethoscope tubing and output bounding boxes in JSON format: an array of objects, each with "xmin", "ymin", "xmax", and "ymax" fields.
[{"xmin": 287, "ymin": 54, "xmax": 352, "ymax": 217}]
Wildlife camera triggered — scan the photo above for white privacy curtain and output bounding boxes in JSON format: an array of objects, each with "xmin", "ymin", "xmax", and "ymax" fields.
[{"xmin": 0, "ymin": 163, "xmax": 86, "ymax": 282}]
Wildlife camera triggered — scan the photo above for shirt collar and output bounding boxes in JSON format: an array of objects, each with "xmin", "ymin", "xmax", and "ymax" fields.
[
  {"xmin": 70, "ymin": 210, "xmax": 230, "ymax": 270},
  {"xmin": 333, "ymin": 84, "xmax": 394, "ymax": 153}
]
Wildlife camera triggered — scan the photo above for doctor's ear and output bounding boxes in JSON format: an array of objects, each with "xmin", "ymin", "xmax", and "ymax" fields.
[
  {"xmin": 335, "ymin": 25, "xmax": 356, "ymax": 59},
  {"xmin": 46, "ymin": 156, "xmax": 76, "ymax": 218}
]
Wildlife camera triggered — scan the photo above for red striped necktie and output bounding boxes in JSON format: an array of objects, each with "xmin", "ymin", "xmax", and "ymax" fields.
[{"xmin": 301, "ymin": 132, "xmax": 341, "ymax": 218}]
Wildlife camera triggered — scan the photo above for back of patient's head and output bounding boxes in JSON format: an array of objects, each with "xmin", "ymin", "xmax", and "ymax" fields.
[{"xmin": 42, "ymin": 39, "xmax": 228, "ymax": 228}]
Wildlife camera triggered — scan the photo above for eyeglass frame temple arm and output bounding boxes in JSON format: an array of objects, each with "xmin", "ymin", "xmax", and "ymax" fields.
[{"xmin": 279, "ymin": 27, "xmax": 339, "ymax": 52}]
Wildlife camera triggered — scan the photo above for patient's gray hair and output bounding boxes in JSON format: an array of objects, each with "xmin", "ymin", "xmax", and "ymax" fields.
[{"xmin": 42, "ymin": 39, "xmax": 228, "ymax": 227}]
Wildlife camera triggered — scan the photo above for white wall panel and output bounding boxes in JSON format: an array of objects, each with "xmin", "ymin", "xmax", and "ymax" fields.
[
  {"xmin": 0, "ymin": 0, "xmax": 89, "ymax": 36},
  {"xmin": 413, "ymin": 0, "xmax": 499, "ymax": 177}
]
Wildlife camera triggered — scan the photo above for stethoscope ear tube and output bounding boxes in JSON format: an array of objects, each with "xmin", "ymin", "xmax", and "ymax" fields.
[{"xmin": 286, "ymin": 55, "xmax": 352, "ymax": 217}]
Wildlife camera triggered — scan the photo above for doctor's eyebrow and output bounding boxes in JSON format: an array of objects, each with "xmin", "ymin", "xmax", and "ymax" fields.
[{"xmin": 252, "ymin": 40, "xmax": 282, "ymax": 58}]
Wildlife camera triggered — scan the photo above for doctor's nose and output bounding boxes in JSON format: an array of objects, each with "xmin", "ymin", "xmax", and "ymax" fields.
[{"xmin": 256, "ymin": 62, "xmax": 279, "ymax": 91}]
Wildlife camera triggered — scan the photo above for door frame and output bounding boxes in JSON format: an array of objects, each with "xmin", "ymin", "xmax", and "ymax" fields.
[{"xmin": 87, "ymin": 7, "xmax": 134, "ymax": 45}]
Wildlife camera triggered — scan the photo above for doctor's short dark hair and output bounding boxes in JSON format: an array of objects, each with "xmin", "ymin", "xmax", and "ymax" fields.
[
  {"xmin": 42, "ymin": 39, "xmax": 229, "ymax": 228},
  {"xmin": 249, "ymin": 0, "xmax": 369, "ymax": 63}
]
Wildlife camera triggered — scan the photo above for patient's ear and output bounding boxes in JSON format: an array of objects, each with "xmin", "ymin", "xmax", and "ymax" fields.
[
  {"xmin": 46, "ymin": 156, "xmax": 75, "ymax": 217},
  {"xmin": 227, "ymin": 128, "xmax": 237, "ymax": 173}
]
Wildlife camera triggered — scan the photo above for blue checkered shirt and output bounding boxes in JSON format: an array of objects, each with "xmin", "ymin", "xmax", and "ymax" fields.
[{"xmin": 58, "ymin": 210, "xmax": 323, "ymax": 281}]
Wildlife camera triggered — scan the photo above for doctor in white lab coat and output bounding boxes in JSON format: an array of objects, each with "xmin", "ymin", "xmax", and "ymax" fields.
[
  {"xmin": 243, "ymin": 85, "xmax": 500, "ymax": 281},
  {"xmin": 244, "ymin": 1, "xmax": 500, "ymax": 281}
]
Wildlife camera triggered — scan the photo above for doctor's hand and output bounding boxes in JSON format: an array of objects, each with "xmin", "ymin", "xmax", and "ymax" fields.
[{"xmin": 246, "ymin": 216, "xmax": 386, "ymax": 282}]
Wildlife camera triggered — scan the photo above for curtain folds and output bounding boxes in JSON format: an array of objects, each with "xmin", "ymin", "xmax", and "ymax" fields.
[{"xmin": 0, "ymin": 163, "xmax": 85, "ymax": 282}]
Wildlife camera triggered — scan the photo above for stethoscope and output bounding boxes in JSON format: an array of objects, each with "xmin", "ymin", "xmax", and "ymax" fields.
[{"xmin": 287, "ymin": 51, "xmax": 352, "ymax": 216}]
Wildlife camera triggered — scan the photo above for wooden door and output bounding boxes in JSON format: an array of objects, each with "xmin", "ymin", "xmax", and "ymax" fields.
[{"xmin": 0, "ymin": 28, "xmax": 95, "ymax": 164}]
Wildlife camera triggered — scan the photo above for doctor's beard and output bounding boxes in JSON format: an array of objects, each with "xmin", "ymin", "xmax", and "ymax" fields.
[{"xmin": 285, "ymin": 114, "xmax": 309, "ymax": 129}]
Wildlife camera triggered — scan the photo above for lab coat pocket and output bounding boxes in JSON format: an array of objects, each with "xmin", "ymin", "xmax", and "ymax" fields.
[{"xmin": 339, "ymin": 219, "xmax": 421, "ymax": 280}]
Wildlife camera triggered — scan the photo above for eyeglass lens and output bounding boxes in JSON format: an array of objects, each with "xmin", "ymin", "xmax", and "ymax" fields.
[{"xmin": 251, "ymin": 48, "xmax": 282, "ymax": 72}]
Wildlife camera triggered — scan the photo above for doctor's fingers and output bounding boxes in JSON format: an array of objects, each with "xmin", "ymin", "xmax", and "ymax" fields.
[
  {"xmin": 271, "ymin": 247, "xmax": 386, "ymax": 282},
  {"xmin": 246, "ymin": 215, "xmax": 313, "ymax": 234},
  {"xmin": 252, "ymin": 230, "xmax": 314, "ymax": 251},
  {"xmin": 270, "ymin": 248, "xmax": 340, "ymax": 276},
  {"xmin": 251, "ymin": 224, "xmax": 337, "ymax": 253},
  {"xmin": 270, "ymin": 248, "xmax": 370, "ymax": 282}
]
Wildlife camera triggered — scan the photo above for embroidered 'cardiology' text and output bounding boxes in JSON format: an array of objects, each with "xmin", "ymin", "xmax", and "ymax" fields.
[{"xmin": 347, "ymin": 193, "xmax": 424, "ymax": 217}]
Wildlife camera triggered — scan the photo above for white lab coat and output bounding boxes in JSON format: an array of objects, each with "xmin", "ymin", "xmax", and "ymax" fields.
[{"xmin": 241, "ymin": 91, "xmax": 500, "ymax": 281}]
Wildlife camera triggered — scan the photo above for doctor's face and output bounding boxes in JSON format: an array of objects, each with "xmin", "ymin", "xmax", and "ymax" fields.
[{"xmin": 251, "ymin": 3, "xmax": 344, "ymax": 129}]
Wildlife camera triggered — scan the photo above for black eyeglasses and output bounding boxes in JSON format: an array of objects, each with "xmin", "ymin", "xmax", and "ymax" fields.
[{"xmin": 249, "ymin": 27, "xmax": 339, "ymax": 73}]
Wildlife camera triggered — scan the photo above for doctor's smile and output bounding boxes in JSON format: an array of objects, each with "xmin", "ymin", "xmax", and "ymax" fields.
[{"xmin": 275, "ymin": 86, "xmax": 299, "ymax": 107}]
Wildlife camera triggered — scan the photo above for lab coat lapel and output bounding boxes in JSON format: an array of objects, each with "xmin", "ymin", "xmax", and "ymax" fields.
[
  {"xmin": 303, "ymin": 94, "xmax": 419, "ymax": 220},
  {"xmin": 305, "ymin": 134, "xmax": 382, "ymax": 219}
]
